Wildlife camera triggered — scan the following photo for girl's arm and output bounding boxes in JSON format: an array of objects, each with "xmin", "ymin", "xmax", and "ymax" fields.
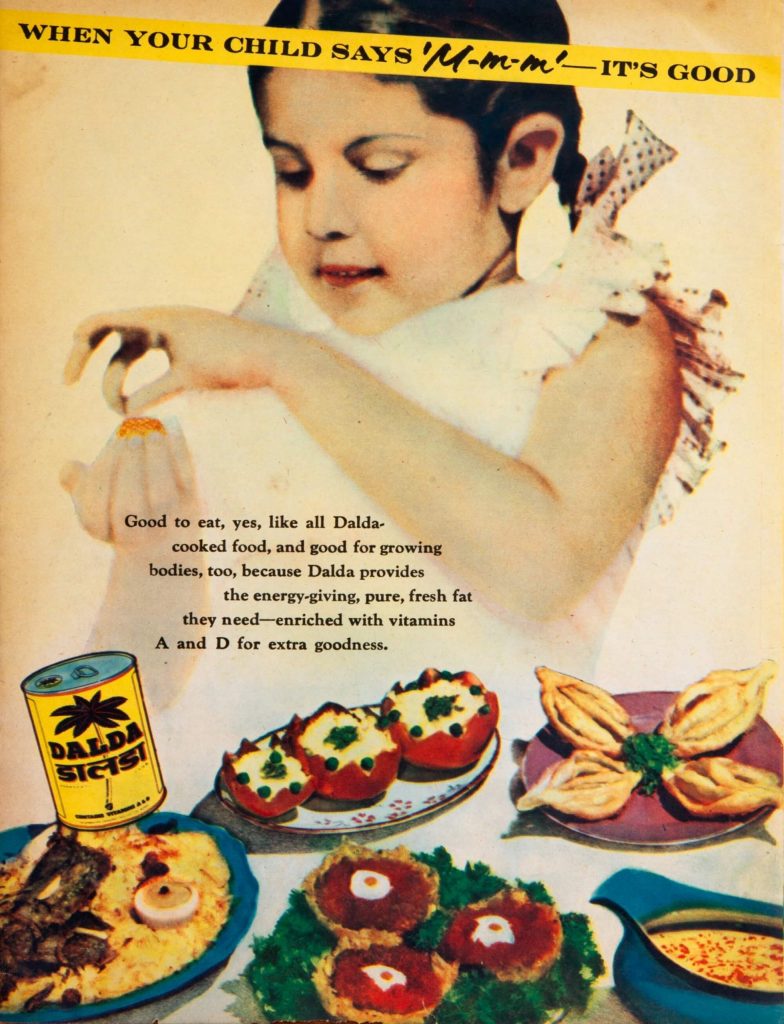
[{"xmin": 66, "ymin": 302, "xmax": 680, "ymax": 621}]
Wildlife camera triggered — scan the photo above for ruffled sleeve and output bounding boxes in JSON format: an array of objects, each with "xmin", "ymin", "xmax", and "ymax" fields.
[{"xmin": 525, "ymin": 111, "xmax": 743, "ymax": 527}]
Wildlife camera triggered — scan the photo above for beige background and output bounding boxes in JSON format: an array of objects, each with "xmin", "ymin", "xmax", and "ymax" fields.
[{"xmin": 0, "ymin": 7, "xmax": 781, "ymax": 1021}]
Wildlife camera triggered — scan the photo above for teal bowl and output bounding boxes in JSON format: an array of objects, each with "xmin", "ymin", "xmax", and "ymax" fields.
[{"xmin": 592, "ymin": 869, "xmax": 782, "ymax": 1024}]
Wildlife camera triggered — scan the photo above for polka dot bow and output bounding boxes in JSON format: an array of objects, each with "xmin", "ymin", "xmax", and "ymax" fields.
[{"xmin": 575, "ymin": 110, "xmax": 678, "ymax": 227}]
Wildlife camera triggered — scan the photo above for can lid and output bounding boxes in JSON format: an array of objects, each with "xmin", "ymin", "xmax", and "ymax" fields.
[{"xmin": 21, "ymin": 652, "xmax": 136, "ymax": 694}]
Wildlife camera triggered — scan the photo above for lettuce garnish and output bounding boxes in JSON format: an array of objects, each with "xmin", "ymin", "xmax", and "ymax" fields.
[{"xmin": 245, "ymin": 848, "xmax": 604, "ymax": 1022}]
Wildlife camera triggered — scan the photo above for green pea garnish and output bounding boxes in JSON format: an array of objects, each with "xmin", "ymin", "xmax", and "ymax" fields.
[
  {"xmin": 257, "ymin": 785, "xmax": 272, "ymax": 799},
  {"xmin": 470, "ymin": 684, "xmax": 483, "ymax": 696},
  {"xmin": 388, "ymin": 709, "xmax": 401, "ymax": 722},
  {"xmin": 269, "ymin": 750, "xmax": 283, "ymax": 763},
  {"xmin": 325, "ymin": 756, "xmax": 339, "ymax": 771},
  {"xmin": 235, "ymin": 771, "xmax": 250, "ymax": 785},
  {"xmin": 449, "ymin": 722, "xmax": 464, "ymax": 737},
  {"xmin": 478, "ymin": 704, "xmax": 491, "ymax": 715},
  {"xmin": 410, "ymin": 725, "xmax": 423, "ymax": 738},
  {"xmin": 360, "ymin": 757, "xmax": 375, "ymax": 771},
  {"xmin": 289, "ymin": 781, "xmax": 302, "ymax": 794}
]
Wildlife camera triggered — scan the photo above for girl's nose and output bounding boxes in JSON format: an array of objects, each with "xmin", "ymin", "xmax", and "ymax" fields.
[{"xmin": 305, "ymin": 173, "xmax": 357, "ymax": 241}]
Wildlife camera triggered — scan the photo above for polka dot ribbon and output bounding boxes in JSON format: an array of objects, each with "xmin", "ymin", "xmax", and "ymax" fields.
[{"xmin": 575, "ymin": 110, "xmax": 678, "ymax": 226}]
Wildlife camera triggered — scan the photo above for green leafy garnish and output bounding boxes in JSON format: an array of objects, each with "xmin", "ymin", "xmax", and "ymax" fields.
[
  {"xmin": 407, "ymin": 908, "xmax": 451, "ymax": 950},
  {"xmin": 245, "ymin": 890, "xmax": 334, "ymax": 1022},
  {"xmin": 324, "ymin": 724, "xmax": 359, "ymax": 750},
  {"xmin": 247, "ymin": 848, "xmax": 604, "ymax": 1024},
  {"xmin": 424, "ymin": 695, "xmax": 458, "ymax": 721},
  {"xmin": 622, "ymin": 732, "xmax": 681, "ymax": 794},
  {"xmin": 414, "ymin": 847, "xmax": 506, "ymax": 908},
  {"xmin": 515, "ymin": 879, "xmax": 555, "ymax": 906},
  {"xmin": 261, "ymin": 756, "xmax": 287, "ymax": 780}
]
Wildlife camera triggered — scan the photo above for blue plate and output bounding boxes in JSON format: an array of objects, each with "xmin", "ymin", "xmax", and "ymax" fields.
[{"xmin": 0, "ymin": 812, "xmax": 258, "ymax": 1022}]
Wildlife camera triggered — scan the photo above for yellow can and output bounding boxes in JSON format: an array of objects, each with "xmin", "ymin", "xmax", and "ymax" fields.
[{"xmin": 21, "ymin": 652, "xmax": 166, "ymax": 829}]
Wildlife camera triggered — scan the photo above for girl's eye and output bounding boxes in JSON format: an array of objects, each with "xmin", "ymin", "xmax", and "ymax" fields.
[
  {"xmin": 271, "ymin": 157, "xmax": 311, "ymax": 189},
  {"xmin": 274, "ymin": 168, "xmax": 311, "ymax": 189},
  {"xmin": 354, "ymin": 153, "xmax": 412, "ymax": 183}
]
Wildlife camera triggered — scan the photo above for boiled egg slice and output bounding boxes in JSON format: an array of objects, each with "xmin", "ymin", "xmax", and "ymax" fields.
[
  {"xmin": 133, "ymin": 877, "xmax": 200, "ymax": 929},
  {"xmin": 361, "ymin": 964, "xmax": 407, "ymax": 992},
  {"xmin": 471, "ymin": 914, "xmax": 515, "ymax": 947},
  {"xmin": 349, "ymin": 869, "xmax": 392, "ymax": 901}
]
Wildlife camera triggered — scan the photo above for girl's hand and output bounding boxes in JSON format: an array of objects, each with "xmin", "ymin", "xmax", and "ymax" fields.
[
  {"xmin": 60, "ymin": 419, "xmax": 199, "ymax": 549},
  {"xmin": 65, "ymin": 307, "xmax": 272, "ymax": 414}
]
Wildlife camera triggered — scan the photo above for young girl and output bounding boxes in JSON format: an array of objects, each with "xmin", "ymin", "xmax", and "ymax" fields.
[{"xmin": 62, "ymin": 0, "xmax": 738, "ymax": 791}]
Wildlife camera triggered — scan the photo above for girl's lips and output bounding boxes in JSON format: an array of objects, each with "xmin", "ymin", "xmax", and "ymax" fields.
[{"xmin": 317, "ymin": 265, "xmax": 384, "ymax": 289}]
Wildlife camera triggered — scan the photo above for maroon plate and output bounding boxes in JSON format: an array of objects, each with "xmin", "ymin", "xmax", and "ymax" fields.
[{"xmin": 520, "ymin": 691, "xmax": 783, "ymax": 846}]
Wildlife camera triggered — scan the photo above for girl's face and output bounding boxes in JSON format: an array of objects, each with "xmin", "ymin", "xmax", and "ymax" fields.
[{"xmin": 260, "ymin": 70, "xmax": 513, "ymax": 335}]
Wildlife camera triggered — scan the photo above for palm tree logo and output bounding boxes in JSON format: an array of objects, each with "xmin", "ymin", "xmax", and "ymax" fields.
[
  {"xmin": 50, "ymin": 691, "xmax": 131, "ymax": 809},
  {"xmin": 51, "ymin": 691, "xmax": 130, "ymax": 737}
]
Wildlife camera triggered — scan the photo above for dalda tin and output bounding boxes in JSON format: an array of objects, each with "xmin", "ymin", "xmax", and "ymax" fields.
[{"xmin": 21, "ymin": 652, "xmax": 166, "ymax": 830}]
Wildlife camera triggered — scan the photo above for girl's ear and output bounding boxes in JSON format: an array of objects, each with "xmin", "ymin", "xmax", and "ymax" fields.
[{"xmin": 495, "ymin": 113, "xmax": 565, "ymax": 215}]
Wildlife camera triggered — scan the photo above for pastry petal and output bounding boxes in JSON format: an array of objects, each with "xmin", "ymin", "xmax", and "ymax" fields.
[
  {"xmin": 518, "ymin": 750, "xmax": 641, "ymax": 820},
  {"xmin": 659, "ymin": 661, "xmax": 777, "ymax": 756},
  {"xmin": 537, "ymin": 666, "xmax": 636, "ymax": 757},
  {"xmin": 661, "ymin": 756, "xmax": 783, "ymax": 817}
]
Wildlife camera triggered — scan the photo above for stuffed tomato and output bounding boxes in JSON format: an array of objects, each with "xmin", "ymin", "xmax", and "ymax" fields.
[
  {"xmin": 222, "ymin": 736, "xmax": 315, "ymax": 818},
  {"xmin": 380, "ymin": 668, "xmax": 499, "ymax": 770},
  {"xmin": 290, "ymin": 703, "xmax": 401, "ymax": 801}
]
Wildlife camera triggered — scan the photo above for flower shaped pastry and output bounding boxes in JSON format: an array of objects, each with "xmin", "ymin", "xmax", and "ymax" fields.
[{"xmin": 518, "ymin": 662, "xmax": 782, "ymax": 821}]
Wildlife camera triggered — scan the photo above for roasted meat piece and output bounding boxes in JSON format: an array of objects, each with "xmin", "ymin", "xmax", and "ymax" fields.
[{"xmin": 0, "ymin": 831, "xmax": 112, "ymax": 1008}]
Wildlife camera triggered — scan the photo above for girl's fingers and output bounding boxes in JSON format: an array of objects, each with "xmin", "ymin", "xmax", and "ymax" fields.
[
  {"xmin": 67, "ymin": 311, "xmax": 148, "ymax": 384},
  {"xmin": 110, "ymin": 437, "xmax": 147, "ymax": 535},
  {"xmin": 143, "ymin": 432, "xmax": 181, "ymax": 511},
  {"xmin": 67, "ymin": 309, "xmax": 170, "ymax": 385},
  {"xmin": 101, "ymin": 330, "xmax": 168, "ymax": 414},
  {"xmin": 102, "ymin": 357, "xmax": 131, "ymax": 414},
  {"xmin": 64, "ymin": 324, "xmax": 116, "ymax": 385},
  {"xmin": 162, "ymin": 417, "xmax": 198, "ymax": 497},
  {"xmin": 59, "ymin": 459, "xmax": 86, "ymax": 495},
  {"xmin": 62, "ymin": 438, "xmax": 123, "ymax": 541},
  {"xmin": 123, "ymin": 368, "xmax": 182, "ymax": 416}
]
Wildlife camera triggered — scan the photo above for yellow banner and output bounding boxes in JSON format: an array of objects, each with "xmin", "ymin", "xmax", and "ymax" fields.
[{"xmin": 0, "ymin": 10, "xmax": 780, "ymax": 98}]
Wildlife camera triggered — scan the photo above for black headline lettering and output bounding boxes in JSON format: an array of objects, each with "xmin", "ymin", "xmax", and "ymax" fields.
[{"xmin": 19, "ymin": 22, "xmax": 112, "ymax": 44}]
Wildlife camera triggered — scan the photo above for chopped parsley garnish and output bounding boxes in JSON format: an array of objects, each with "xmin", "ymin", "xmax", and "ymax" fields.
[
  {"xmin": 622, "ymin": 732, "xmax": 680, "ymax": 794},
  {"xmin": 246, "ymin": 891, "xmax": 334, "ymax": 1022},
  {"xmin": 247, "ymin": 848, "xmax": 604, "ymax": 1024},
  {"xmin": 261, "ymin": 756, "xmax": 287, "ymax": 780},
  {"xmin": 414, "ymin": 846, "xmax": 505, "ymax": 908},
  {"xmin": 424, "ymin": 694, "xmax": 458, "ymax": 721},
  {"xmin": 324, "ymin": 724, "xmax": 359, "ymax": 750},
  {"xmin": 407, "ymin": 908, "xmax": 451, "ymax": 950}
]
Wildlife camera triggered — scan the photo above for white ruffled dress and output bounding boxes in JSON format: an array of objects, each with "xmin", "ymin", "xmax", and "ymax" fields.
[{"xmin": 162, "ymin": 114, "xmax": 740, "ymax": 811}]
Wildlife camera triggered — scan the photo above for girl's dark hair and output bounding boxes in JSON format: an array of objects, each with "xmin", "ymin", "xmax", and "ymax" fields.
[{"xmin": 249, "ymin": 0, "xmax": 586, "ymax": 213}]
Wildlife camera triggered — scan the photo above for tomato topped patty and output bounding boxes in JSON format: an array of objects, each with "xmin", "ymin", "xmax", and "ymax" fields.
[
  {"xmin": 440, "ymin": 890, "xmax": 563, "ymax": 981},
  {"xmin": 310, "ymin": 849, "xmax": 438, "ymax": 935},
  {"xmin": 316, "ymin": 943, "xmax": 457, "ymax": 1023}
]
